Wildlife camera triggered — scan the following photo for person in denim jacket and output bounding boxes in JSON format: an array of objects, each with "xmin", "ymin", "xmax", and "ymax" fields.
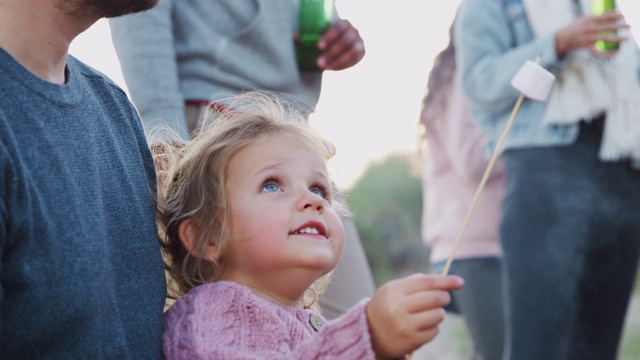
[{"xmin": 455, "ymin": 0, "xmax": 640, "ymax": 359}]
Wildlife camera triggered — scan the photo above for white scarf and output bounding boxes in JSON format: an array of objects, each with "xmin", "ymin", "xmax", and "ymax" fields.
[{"xmin": 523, "ymin": 0, "xmax": 640, "ymax": 161}]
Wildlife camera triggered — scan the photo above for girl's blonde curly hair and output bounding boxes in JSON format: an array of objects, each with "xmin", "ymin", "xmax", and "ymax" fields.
[{"xmin": 152, "ymin": 92, "xmax": 350, "ymax": 308}]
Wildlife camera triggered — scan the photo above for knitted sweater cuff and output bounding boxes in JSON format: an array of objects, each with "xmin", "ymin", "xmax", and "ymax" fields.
[{"xmin": 302, "ymin": 299, "xmax": 375, "ymax": 359}]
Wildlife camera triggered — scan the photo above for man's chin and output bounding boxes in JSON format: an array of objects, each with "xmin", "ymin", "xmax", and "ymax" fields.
[
  {"xmin": 59, "ymin": 0, "xmax": 159, "ymax": 19},
  {"xmin": 100, "ymin": 0, "xmax": 159, "ymax": 18}
]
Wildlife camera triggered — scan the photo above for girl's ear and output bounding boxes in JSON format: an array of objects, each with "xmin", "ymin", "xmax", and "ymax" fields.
[{"xmin": 178, "ymin": 218, "xmax": 221, "ymax": 261}]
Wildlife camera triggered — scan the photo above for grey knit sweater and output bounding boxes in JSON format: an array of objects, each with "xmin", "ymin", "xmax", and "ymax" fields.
[{"xmin": 110, "ymin": 0, "xmax": 326, "ymax": 140}]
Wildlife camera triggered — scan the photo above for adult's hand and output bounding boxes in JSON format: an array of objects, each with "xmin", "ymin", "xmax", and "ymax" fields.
[
  {"xmin": 555, "ymin": 12, "xmax": 628, "ymax": 58},
  {"xmin": 317, "ymin": 19, "xmax": 365, "ymax": 70}
]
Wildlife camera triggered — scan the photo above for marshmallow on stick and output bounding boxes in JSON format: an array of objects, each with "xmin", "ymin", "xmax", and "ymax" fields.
[{"xmin": 441, "ymin": 59, "xmax": 555, "ymax": 276}]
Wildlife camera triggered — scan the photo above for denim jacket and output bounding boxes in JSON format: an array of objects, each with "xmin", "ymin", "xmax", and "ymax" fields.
[{"xmin": 454, "ymin": 0, "xmax": 640, "ymax": 154}]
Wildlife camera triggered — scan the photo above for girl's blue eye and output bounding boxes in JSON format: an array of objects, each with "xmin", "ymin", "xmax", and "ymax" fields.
[
  {"xmin": 310, "ymin": 184, "xmax": 329, "ymax": 199},
  {"xmin": 262, "ymin": 182, "xmax": 280, "ymax": 192}
]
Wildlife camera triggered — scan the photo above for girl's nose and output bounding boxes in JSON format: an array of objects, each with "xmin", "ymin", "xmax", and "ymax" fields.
[{"xmin": 298, "ymin": 189, "xmax": 324, "ymax": 213}]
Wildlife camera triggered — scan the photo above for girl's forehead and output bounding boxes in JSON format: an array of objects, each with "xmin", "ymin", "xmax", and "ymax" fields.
[
  {"xmin": 229, "ymin": 131, "xmax": 328, "ymax": 170},
  {"xmin": 256, "ymin": 131, "xmax": 326, "ymax": 155}
]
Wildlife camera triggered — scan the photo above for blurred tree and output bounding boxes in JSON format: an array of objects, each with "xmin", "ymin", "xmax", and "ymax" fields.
[{"xmin": 346, "ymin": 152, "xmax": 429, "ymax": 285}]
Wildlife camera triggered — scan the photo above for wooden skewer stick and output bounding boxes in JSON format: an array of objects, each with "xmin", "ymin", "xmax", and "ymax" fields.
[
  {"xmin": 441, "ymin": 92, "xmax": 525, "ymax": 276},
  {"xmin": 439, "ymin": 56, "xmax": 552, "ymax": 276}
]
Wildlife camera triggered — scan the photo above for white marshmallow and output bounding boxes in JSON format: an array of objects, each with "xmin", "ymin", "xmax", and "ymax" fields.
[{"xmin": 510, "ymin": 60, "xmax": 556, "ymax": 101}]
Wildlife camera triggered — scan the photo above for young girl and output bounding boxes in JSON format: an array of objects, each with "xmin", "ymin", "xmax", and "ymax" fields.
[{"xmin": 156, "ymin": 92, "xmax": 464, "ymax": 359}]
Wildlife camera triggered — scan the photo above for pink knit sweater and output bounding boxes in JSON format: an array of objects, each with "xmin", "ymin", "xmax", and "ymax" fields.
[{"xmin": 163, "ymin": 281, "xmax": 376, "ymax": 359}]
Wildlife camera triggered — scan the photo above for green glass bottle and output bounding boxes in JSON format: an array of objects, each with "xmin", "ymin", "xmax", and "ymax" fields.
[
  {"xmin": 296, "ymin": 0, "xmax": 334, "ymax": 70},
  {"xmin": 592, "ymin": 0, "xmax": 620, "ymax": 51}
]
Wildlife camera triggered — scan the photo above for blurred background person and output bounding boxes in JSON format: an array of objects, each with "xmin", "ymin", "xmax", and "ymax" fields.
[{"xmin": 420, "ymin": 20, "xmax": 505, "ymax": 360}]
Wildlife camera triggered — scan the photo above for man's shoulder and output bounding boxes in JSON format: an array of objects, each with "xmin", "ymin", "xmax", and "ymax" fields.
[
  {"xmin": 67, "ymin": 55, "xmax": 125, "ymax": 94},
  {"xmin": 67, "ymin": 55, "xmax": 142, "ymax": 128}
]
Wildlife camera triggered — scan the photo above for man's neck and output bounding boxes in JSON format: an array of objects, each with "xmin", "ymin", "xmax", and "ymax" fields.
[{"xmin": 0, "ymin": 0, "xmax": 96, "ymax": 84}]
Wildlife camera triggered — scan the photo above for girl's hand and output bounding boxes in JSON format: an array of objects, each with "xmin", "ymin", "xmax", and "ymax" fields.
[{"xmin": 366, "ymin": 274, "xmax": 464, "ymax": 359}]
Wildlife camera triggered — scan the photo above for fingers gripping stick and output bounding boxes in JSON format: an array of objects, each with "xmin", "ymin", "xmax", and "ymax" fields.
[{"xmin": 440, "ymin": 59, "xmax": 555, "ymax": 276}]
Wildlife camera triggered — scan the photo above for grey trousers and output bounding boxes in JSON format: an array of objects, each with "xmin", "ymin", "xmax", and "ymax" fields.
[
  {"xmin": 501, "ymin": 119, "xmax": 640, "ymax": 360},
  {"xmin": 432, "ymin": 257, "xmax": 505, "ymax": 360}
]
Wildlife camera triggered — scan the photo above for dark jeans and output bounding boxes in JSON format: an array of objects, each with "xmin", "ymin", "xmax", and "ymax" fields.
[
  {"xmin": 501, "ymin": 120, "xmax": 640, "ymax": 360},
  {"xmin": 432, "ymin": 257, "xmax": 505, "ymax": 360}
]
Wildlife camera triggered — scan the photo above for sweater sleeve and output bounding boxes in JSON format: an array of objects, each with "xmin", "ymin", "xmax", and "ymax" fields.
[
  {"xmin": 0, "ymin": 138, "xmax": 7, "ymax": 252},
  {"xmin": 0, "ymin": 138, "xmax": 7, "ymax": 338},
  {"xmin": 290, "ymin": 300, "xmax": 375, "ymax": 359},
  {"xmin": 109, "ymin": 0, "xmax": 190, "ymax": 140},
  {"xmin": 454, "ymin": 0, "xmax": 558, "ymax": 116}
]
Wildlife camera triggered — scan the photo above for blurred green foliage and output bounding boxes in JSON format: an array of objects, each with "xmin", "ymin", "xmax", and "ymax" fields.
[{"xmin": 346, "ymin": 152, "xmax": 429, "ymax": 286}]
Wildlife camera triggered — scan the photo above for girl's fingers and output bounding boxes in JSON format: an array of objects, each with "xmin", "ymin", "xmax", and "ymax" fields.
[
  {"xmin": 403, "ymin": 289, "xmax": 452, "ymax": 314},
  {"xmin": 413, "ymin": 308, "xmax": 447, "ymax": 332},
  {"xmin": 398, "ymin": 274, "xmax": 464, "ymax": 295}
]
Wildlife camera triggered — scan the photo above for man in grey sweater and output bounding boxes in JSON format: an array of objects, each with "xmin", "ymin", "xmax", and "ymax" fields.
[{"xmin": 110, "ymin": 0, "xmax": 375, "ymax": 320}]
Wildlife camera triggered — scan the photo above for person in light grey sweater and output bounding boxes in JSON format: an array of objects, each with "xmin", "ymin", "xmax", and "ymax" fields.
[
  {"xmin": 110, "ymin": 0, "xmax": 363, "ymax": 140},
  {"xmin": 110, "ymin": 0, "xmax": 375, "ymax": 320}
]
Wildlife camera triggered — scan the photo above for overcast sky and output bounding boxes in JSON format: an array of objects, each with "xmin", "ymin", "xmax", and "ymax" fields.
[{"xmin": 70, "ymin": 0, "xmax": 640, "ymax": 189}]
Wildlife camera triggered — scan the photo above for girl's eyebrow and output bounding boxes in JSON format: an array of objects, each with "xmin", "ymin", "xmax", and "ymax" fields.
[
  {"xmin": 312, "ymin": 169, "xmax": 330, "ymax": 182},
  {"xmin": 252, "ymin": 161, "xmax": 329, "ymax": 181},
  {"xmin": 253, "ymin": 162, "xmax": 284, "ymax": 178}
]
